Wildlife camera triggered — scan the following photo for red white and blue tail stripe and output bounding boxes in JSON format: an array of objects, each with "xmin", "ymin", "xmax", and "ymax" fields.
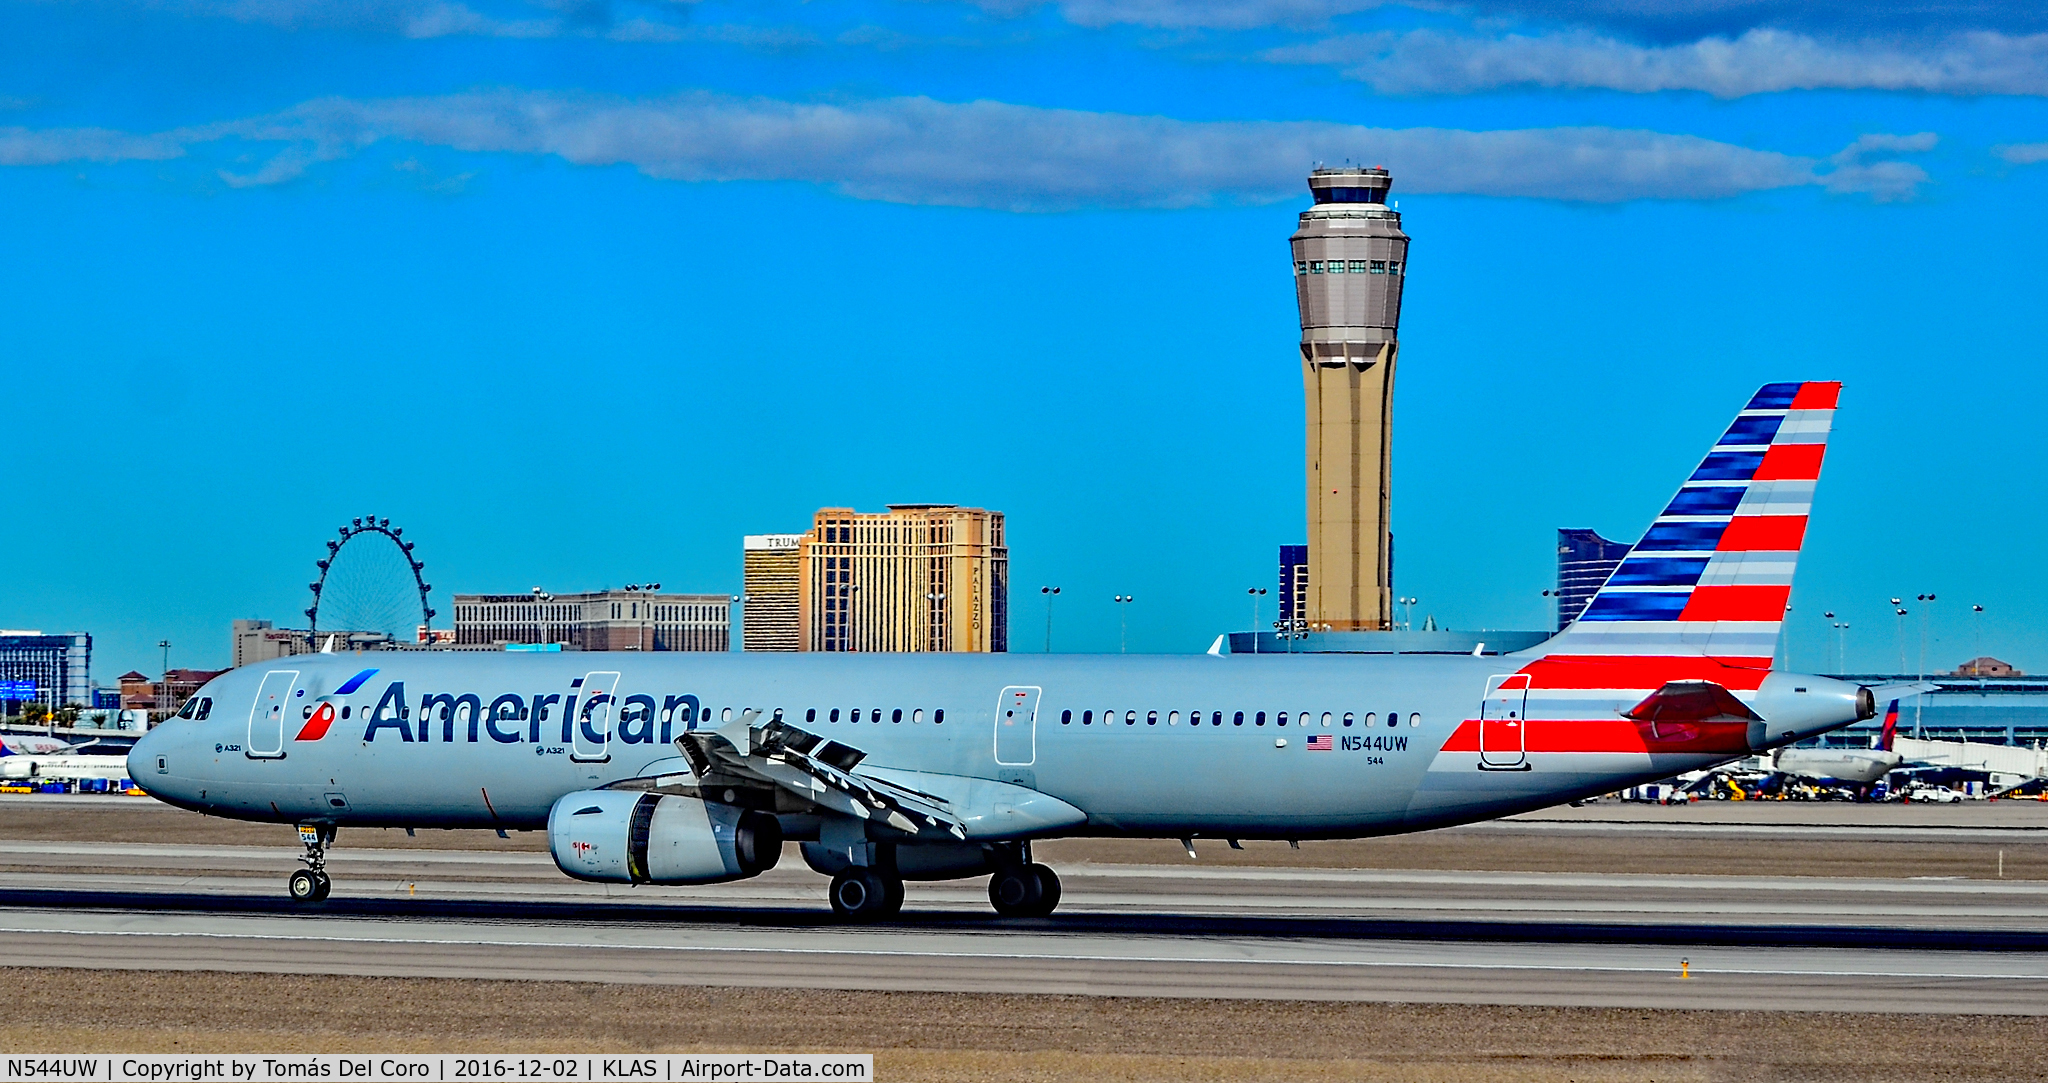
[{"xmin": 1539, "ymin": 380, "xmax": 1839, "ymax": 668}]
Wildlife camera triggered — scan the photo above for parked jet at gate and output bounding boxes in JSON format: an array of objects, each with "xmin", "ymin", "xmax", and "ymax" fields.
[
  {"xmin": 1773, "ymin": 698, "xmax": 1906, "ymax": 786},
  {"xmin": 131, "ymin": 382, "xmax": 1875, "ymax": 918}
]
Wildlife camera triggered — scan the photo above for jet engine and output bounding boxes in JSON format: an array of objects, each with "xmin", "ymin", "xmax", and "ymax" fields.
[
  {"xmin": 0, "ymin": 760, "xmax": 34, "ymax": 779},
  {"xmin": 547, "ymin": 789, "xmax": 781, "ymax": 885}
]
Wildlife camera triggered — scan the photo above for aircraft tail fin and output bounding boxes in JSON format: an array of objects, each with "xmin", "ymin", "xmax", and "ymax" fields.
[
  {"xmin": 1878, "ymin": 699, "xmax": 1900, "ymax": 752},
  {"xmin": 1538, "ymin": 381, "xmax": 1840, "ymax": 665}
]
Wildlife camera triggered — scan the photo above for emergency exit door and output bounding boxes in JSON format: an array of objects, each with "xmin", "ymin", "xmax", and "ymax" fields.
[
  {"xmin": 994, "ymin": 686, "xmax": 1040, "ymax": 766},
  {"xmin": 247, "ymin": 670, "xmax": 298, "ymax": 759},
  {"xmin": 1478, "ymin": 673, "xmax": 1531, "ymax": 770}
]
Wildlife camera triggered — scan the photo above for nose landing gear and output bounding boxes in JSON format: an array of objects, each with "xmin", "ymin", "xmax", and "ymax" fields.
[{"xmin": 290, "ymin": 824, "xmax": 334, "ymax": 902}]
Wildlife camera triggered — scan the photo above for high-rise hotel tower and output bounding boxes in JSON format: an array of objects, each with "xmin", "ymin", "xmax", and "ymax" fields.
[{"xmin": 1291, "ymin": 166, "xmax": 1408, "ymax": 631}]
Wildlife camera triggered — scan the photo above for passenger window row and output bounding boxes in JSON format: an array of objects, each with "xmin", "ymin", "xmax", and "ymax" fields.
[
  {"xmin": 802, "ymin": 707, "xmax": 944, "ymax": 725},
  {"xmin": 1057, "ymin": 709, "xmax": 1420, "ymax": 728}
]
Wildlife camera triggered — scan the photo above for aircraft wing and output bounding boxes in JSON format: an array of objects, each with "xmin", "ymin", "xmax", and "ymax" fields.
[{"xmin": 675, "ymin": 712, "xmax": 970, "ymax": 840}]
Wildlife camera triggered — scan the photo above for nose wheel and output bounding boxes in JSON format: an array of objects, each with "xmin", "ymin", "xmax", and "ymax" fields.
[
  {"xmin": 290, "ymin": 824, "xmax": 335, "ymax": 903},
  {"xmin": 288, "ymin": 868, "xmax": 331, "ymax": 901}
]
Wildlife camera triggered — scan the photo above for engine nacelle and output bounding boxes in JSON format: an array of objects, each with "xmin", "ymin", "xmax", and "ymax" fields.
[
  {"xmin": 0, "ymin": 760, "xmax": 35, "ymax": 779},
  {"xmin": 548, "ymin": 789, "xmax": 781, "ymax": 885}
]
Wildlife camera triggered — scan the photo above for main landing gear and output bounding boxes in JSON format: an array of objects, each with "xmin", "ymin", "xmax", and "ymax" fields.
[
  {"xmin": 828, "ymin": 868, "xmax": 904, "ymax": 921},
  {"xmin": 988, "ymin": 862, "xmax": 1060, "ymax": 918},
  {"xmin": 289, "ymin": 824, "xmax": 334, "ymax": 902}
]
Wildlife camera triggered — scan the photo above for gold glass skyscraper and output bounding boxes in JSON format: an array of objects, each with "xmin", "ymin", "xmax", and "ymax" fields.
[
  {"xmin": 743, "ymin": 505, "xmax": 1008, "ymax": 652},
  {"xmin": 1290, "ymin": 167, "xmax": 1408, "ymax": 632}
]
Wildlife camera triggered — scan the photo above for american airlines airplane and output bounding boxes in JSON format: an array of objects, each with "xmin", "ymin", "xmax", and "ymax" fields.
[{"xmin": 129, "ymin": 381, "xmax": 1875, "ymax": 919}]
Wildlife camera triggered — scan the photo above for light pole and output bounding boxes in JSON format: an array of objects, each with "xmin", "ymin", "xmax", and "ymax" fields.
[
  {"xmin": 1247, "ymin": 588, "xmax": 1266, "ymax": 654},
  {"xmin": 926, "ymin": 592, "xmax": 946, "ymax": 651},
  {"xmin": 1915, "ymin": 593, "xmax": 1935, "ymax": 735},
  {"xmin": 1891, "ymin": 599, "xmax": 1907, "ymax": 674},
  {"xmin": 157, "ymin": 640, "xmax": 171, "ymax": 674},
  {"xmin": 1971, "ymin": 604, "xmax": 1985, "ymax": 663},
  {"xmin": 1114, "ymin": 595, "xmax": 1134, "ymax": 654},
  {"xmin": 1039, "ymin": 586, "xmax": 1059, "ymax": 653},
  {"xmin": 1399, "ymin": 596, "xmax": 1418, "ymax": 632}
]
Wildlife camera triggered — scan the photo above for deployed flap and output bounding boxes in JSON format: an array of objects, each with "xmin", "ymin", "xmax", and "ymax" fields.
[
  {"xmin": 856, "ymin": 766, "xmax": 1089, "ymax": 839},
  {"xmin": 1623, "ymin": 680, "xmax": 1761, "ymax": 724},
  {"xmin": 676, "ymin": 712, "xmax": 967, "ymax": 840}
]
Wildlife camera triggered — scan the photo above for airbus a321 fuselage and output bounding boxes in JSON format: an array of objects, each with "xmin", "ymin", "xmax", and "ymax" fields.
[{"xmin": 131, "ymin": 381, "xmax": 1876, "ymax": 919}]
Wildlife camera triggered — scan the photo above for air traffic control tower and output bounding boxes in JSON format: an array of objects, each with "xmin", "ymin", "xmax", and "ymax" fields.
[{"xmin": 1291, "ymin": 166, "xmax": 1408, "ymax": 631}]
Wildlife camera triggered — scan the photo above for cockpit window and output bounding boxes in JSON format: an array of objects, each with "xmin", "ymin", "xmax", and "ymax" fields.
[
  {"xmin": 177, "ymin": 699, "xmax": 199, "ymax": 720},
  {"xmin": 195, "ymin": 697, "xmax": 212, "ymax": 720}
]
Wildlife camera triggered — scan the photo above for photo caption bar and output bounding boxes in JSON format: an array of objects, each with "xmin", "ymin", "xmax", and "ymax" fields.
[{"xmin": 2, "ymin": 1056, "xmax": 872, "ymax": 1083}]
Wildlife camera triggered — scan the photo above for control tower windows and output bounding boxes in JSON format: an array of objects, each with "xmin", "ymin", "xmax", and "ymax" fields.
[
  {"xmin": 1347, "ymin": 261, "xmax": 1368, "ymax": 273},
  {"xmin": 1325, "ymin": 261, "xmax": 1346, "ymax": 273},
  {"xmin": 1295, "ymin": 261, "xmax": 1308, "ymax": 275},
  {"xmin": 1388, "ymin": 262, "xmax": 1401, "ymax": 275},
  {"xmin": 1309, "ymin": 261, "xmax": 1324, "ymax": 273},
  {"xmin": 1370, "ymin": 260, "xmax": 1387, "ymax": 273}
]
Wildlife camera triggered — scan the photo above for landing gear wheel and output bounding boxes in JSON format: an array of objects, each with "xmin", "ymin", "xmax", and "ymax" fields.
[
  {"xmin": 829, "ymin": 869, "xmax": 901, "ymax": 921},
  {"xmin": 1028, "ymin": 863, "xmax": 1061, "ymax": 917},
  {"xmin": 988, "ymin": 864, "xmax": 1045, "ymax": 917},
  {"xmin": 310, "ymin": 871, "xmax": 332, "ymax": 901},
  {"xmin": 289, "ymin": 868, "xmax": 323, "ymax": 902}
]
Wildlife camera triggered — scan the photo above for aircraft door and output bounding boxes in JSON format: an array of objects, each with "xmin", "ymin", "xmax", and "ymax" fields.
[
  {"xmin": 247, "ymin": 670, "xmax": 298, "ymax": 759},
  {"xmin": 573, "ymin": 671, "xmax": 621, "ymax": 762},
  {"xmin": 1478, "ymin": 673, "xmax": 1531, "ymax": 770},
  {"xmin": 994, "ymin": 686, "xmax": 1040, "ymax": 766}
]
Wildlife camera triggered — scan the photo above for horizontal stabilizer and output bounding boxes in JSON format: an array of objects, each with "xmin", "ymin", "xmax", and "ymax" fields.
[{"xmin": 1623, "ymin": 680, "xmax": 1762, "ymax": 724}]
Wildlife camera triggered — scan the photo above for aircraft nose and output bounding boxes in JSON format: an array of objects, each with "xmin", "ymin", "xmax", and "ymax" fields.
[{"xmin": 126, "ymin": 729, "xmax": 169, "ymax": 799}]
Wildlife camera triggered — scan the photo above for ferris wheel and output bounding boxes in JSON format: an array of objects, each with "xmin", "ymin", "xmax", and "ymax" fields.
[{"xmin": 306, "ymin": 516, "xmax": 435, "ymax": 647}]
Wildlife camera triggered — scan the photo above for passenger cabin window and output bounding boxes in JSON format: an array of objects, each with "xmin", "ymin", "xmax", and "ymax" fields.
[
  {"xmin": 913, "ymin": 709, "xmax": 924, "ymax": 724},
  {"xmin": 1322, "ymin": 712, "xmax": 1333, "ymax": 728},
  {"xmin": 1234, "ymin": 712, "xmax": 1245, "ymax": 726},
  {"xmin": 1410, "ymin": 713, "xmax": 1422, "ymax": 727},
  {"xmin": 806, "ymin": 708, "xmax": 816, "ymax": 723},
  {"xmin": 1387, "ymin": 709, "xmax": 1399, "ymax": 727},
  {"xmin": 1082, "ymin": 710, "xmax": 1093, "ymax": 725},
  {"xmin": 1255, "ymin": 712, "xmax": 1266, "ymax": 726},
  {"xmin": 1167, "ymin": 711, "xmax": 1178, "ymax": 725},
  {"xmin": 1061, "ymin": 710, "xmax": 1072, "ymax": 725},
  {"xmin": 1125, "ymin": 711, "xmax": 1137, "ymax": 726},
  {"xmin": 830, "ymin": 708, "xmax": 840, "ymax": 722},
  {"xmin": 892, "ymin": 709, "xmax": 903, "ymax": 723},
  {"xmin": 1343, "ymin": 712, "xmax": 1355, "ymax": 727}
]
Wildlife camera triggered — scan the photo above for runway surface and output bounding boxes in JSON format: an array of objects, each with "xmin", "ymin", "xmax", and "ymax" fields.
[{"xmin": 4, "ymin": 836, "xmax": 2046, "ymax": 1013}]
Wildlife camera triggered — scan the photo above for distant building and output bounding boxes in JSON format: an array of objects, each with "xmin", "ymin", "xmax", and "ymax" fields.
[
  {"xmin": 0, "ymin": 631, "xmax": 92, "ymax": 710},
  {"xmin": 742, "ymin": 535, "xmax": 804, "ymax": 652},
  {"xmin": 1956, "ymin": 656, "xmax": 2024, "ymax": 678},
  {"xmin": 452, "ymin": 589, "xmax": 730, "ymax": 651},
  {"xmin": 1278, "ymin": 545, "xmax": 1309, "ymax": 629},
  {"xmin": 1556, "ymin": 529, "xmax": 1633, "ymax": 631},
  {"xmin": 118, "ymin": 668, "xmax": 225, "ymax": 715},
  {"xmin": 794, "ymin": 505, "xmax": 1007, "ymax": 652},
  {"xmin": 233, "ymin": 619, "xmax": 314, "ymax": 668}
]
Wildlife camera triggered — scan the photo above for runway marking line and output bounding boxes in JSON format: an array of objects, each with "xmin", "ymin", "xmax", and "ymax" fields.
[{"xmin": 6, "ymin": 924, "xmax": 2046, "ymax": 983}]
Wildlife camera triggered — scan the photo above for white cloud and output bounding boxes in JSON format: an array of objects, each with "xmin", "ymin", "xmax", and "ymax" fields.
[
  {"xmin": 1045, "ymin": 0, "xmax": 1390, "ymax": 30},
  {"xmin": 0, "ymin": 126, "xmax": 185, "ymax": 165},
  {"xmin": 1265, "ymin": 27, "xmax": 2048, "ymax": 97},
  {"xmin": 1995, "ymin": 142, "xmax": 2048, "ymax": 164},
  {"xmin": 0, "ymin": 91, "xmax": 1935, "ymax": 205}
]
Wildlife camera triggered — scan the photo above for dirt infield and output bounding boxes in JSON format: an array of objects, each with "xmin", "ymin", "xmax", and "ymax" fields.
[{"xmin": 0, "ymin": 969, "xmax": 2039, "ymax": 1082}]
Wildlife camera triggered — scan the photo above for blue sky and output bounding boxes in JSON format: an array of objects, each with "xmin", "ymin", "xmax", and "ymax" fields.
[{"xmin": 2, "ymin": 0, "xmax": 2044, "ymax": 677}]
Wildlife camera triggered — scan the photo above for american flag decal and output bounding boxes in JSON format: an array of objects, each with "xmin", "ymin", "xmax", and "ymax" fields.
[{"xmin": 1306, "ymin": 734, "xmax": 1334, "ymax": 751}]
